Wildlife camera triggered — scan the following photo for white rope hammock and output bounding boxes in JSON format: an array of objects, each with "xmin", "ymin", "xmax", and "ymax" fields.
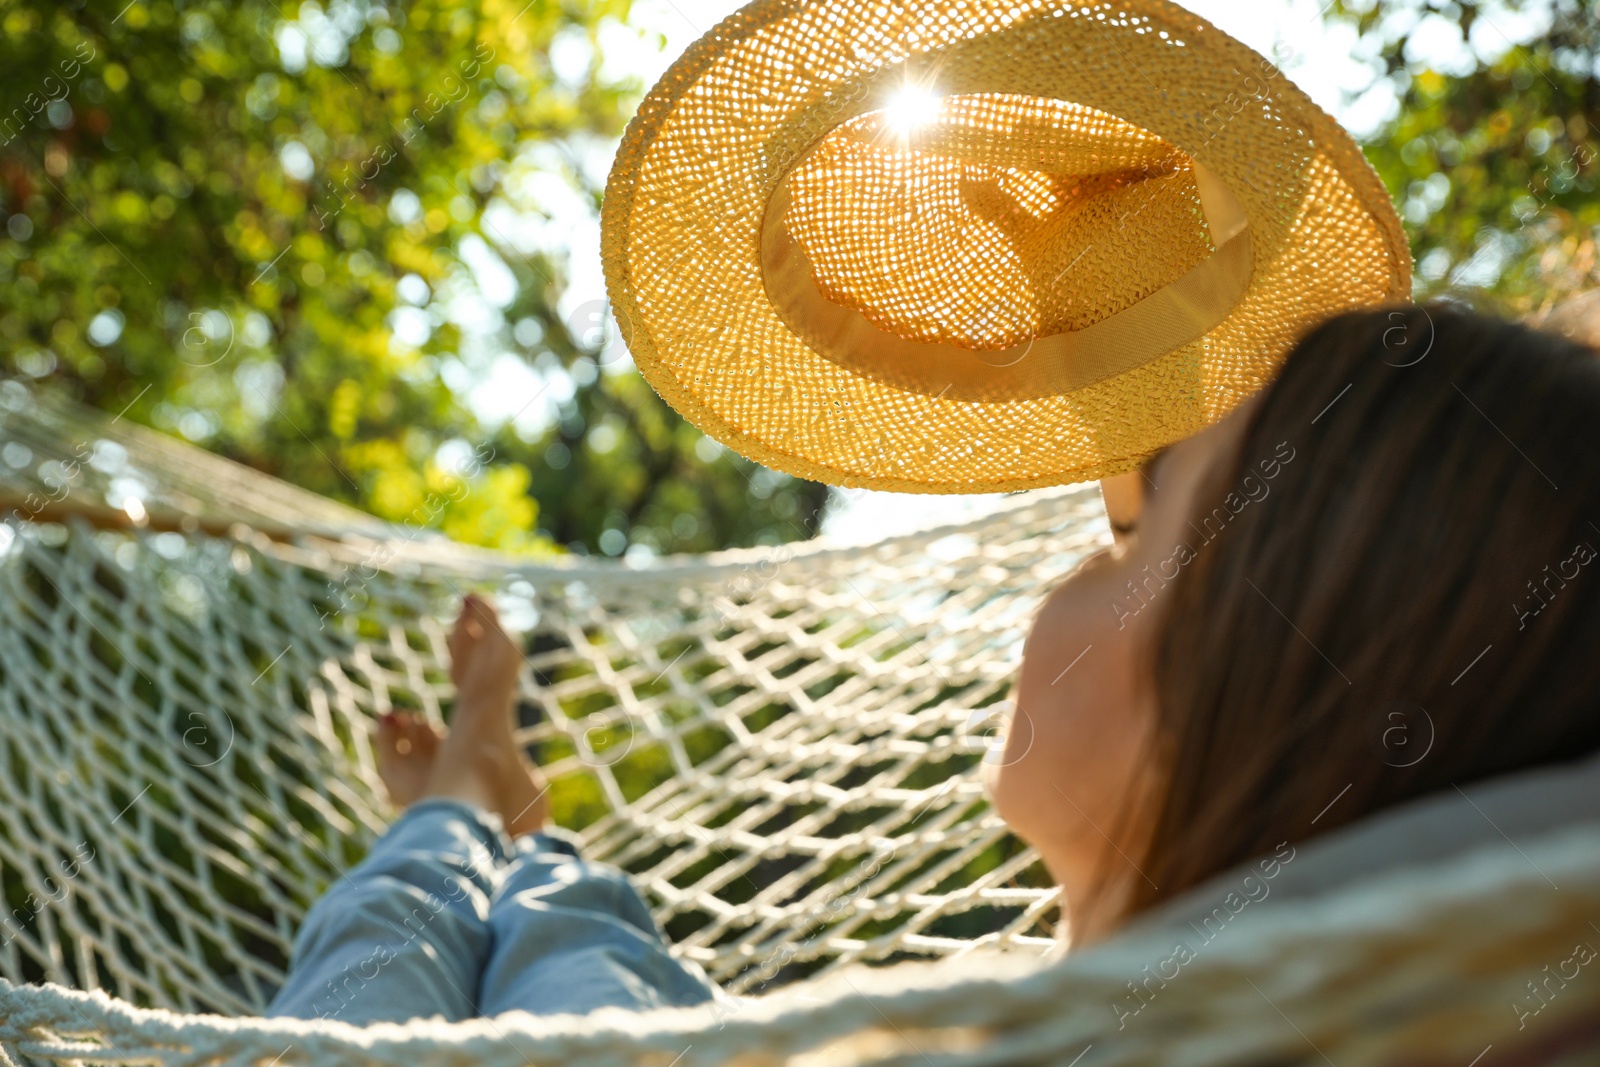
[
  {"xmin": 0, "ymin": 826, "xmax": 1594, "ymax": 1067},
  {"xmin": 2, "ymin": 382, "xmax": 1597, "ymax": 1065},
  {"xmin": 0, "ymin": 383, "xmax": 1082, "ymax": 1015}
]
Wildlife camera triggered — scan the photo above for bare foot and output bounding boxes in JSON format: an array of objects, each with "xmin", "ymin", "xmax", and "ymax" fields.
[
  {"xmin": 375, "ymin": 713, "xmax": 443, "ymax": 808},
  {"xmin": 421, "ymin": 595, "xmax": 550, "ymax": 837}
]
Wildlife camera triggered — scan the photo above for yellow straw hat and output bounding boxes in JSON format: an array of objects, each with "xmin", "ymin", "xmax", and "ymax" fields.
[{"xmin": 601, "ymin": 0, "xmax": 1411, "ymax": 493}]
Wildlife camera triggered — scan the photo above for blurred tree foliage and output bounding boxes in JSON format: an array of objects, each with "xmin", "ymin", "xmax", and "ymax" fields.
[
  {"xmin": 1324, "ymin": 0, "xmax": 1599, "ymax": 312},
  {"xmin": 0, "ymin": 0, "xmax": 828, "ymax": 556}
]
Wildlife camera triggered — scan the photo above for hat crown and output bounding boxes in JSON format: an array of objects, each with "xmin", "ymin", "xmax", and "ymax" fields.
[{"xmin": 780, "ymin": 92, "xmax": 1217, "ymax": 353}]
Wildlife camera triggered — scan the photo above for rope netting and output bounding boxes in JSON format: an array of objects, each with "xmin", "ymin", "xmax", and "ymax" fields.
[
  {"xmin": 0, "ymin": 384, "xmax": 1092, "ymax": 1017},
  {"xmin": 0, "ymin": 824, "xmax": 1596, "ymax": 1067},
  {"xmin": 4, "ymin": 385, "xmax": 1600, "ymax": 1066}
]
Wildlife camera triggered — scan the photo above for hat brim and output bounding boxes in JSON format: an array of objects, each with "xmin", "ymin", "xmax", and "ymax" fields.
[{"xmin": 602, "ymin": 0, "xmax": 1412, "ymax": 494}]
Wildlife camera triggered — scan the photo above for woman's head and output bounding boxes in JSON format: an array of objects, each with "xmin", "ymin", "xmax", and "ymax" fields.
[{"xmin": 993, "ymin": 304, "xmax": 1600, "ymax": 939}]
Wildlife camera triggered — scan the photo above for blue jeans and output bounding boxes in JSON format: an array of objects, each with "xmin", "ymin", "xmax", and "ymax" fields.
[{"xmin": 268, "ymin": 799, "xmax": 719, "ymax": 1023}]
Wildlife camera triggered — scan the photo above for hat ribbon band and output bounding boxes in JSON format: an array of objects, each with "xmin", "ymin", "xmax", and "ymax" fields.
[{"xmin": 760, "ymin": 163, "xmax": 1254, "ymax": 403}]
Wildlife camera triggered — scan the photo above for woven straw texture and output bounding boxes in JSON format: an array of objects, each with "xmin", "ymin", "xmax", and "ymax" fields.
[
  {"xmin": 785, "ymin": 97, "xmax": 1212, "ymax": 349},
  {"xmin": 601, "ymin": 0, "xmax": 1412, "ymax": 494}
]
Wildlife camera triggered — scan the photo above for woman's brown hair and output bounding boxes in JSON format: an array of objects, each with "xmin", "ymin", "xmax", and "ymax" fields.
[{"xmin": 1130, "ymin": 304, "xmax": 1600, "ymax": 913}]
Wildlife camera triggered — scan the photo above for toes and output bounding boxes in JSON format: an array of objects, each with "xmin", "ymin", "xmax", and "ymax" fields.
[
  {"xmin": 396, "ymin": 714, "xmax": 442, "ymax": 757},
  {"xmin": 464, "ymin": 593, "xmax": 498, "ymax": 623},
  {"xmin": 377, "ymin": 713, "xmax": 434, "ymax": 758},
  {"xmin": 458, "ymin": 595, "xmax": 485, "ymax": 636},
  {"xmin": 449, "ymin": 597, "xmax": 485, "ymax": 662},
  {"xmin": 458, "ymin": 594, "xmax": 501, "ymax": 641},
  {"xmin": 376, "ymin": 713, "xmax": 401, "ymax": 752},
  {"xmin": 476, "ymin": 600, "xmax": 510, "ymax": 644}
]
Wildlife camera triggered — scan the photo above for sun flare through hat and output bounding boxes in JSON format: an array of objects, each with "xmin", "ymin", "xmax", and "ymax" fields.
[{"xmin": 600, "ymin": 0, "xmax": 1412, "ymax": 493}]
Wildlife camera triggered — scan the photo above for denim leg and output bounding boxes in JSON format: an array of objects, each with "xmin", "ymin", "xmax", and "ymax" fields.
[
  {"xmin": 477, "ymin": 829, "xmax": 720, "ymax": 1017},
  {"xmin": 268, "ymin": 798, "xmax": 511, "ymax": 1024}
]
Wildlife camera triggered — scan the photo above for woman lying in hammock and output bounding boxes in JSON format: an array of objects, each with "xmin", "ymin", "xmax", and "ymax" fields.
[{"xmin": 268, "ymin": 304, "xmax": 1600, "ymax": 1024}]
